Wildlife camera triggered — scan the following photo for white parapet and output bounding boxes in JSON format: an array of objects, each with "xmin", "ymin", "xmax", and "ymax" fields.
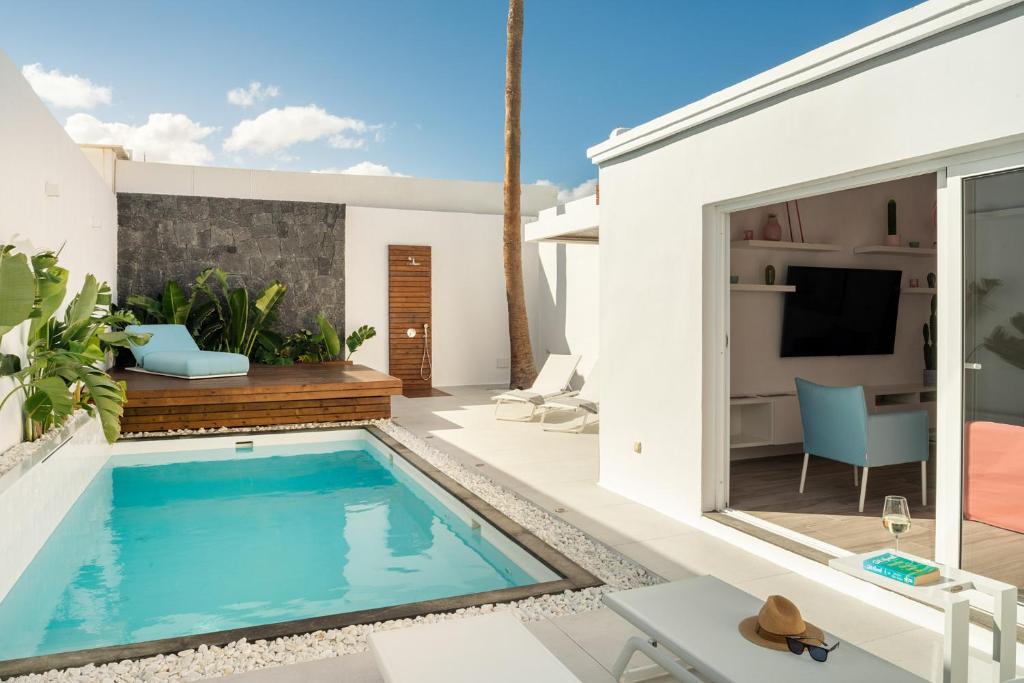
[{"xmin": 525, "ymin": 194, "xmax": 599, "ymax": 243}]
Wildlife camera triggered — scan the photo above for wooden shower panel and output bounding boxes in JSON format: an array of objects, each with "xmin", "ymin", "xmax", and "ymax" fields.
[{"xmin": 388, "ymin": 245, "xmax": 432, "ymax": 396}]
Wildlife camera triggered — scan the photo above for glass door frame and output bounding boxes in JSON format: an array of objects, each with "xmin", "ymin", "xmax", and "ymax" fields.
[{"xmin": 936, "ymin": 149, "xmax": 1024, "ymax": 570}]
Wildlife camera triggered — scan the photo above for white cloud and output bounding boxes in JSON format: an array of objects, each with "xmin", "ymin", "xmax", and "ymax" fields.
[
  {"xmin": 312, "ymin": 162, "xmax": 409, "ymax": 177},
  {"xmin": 22, "ymin": 63, "xmax": 112, "ymax": 109},
  {"xmin": 65, "ymin": 112, "xmax": 216, "ymax": 165},
  {"xmin": 328, "ymin": 135, "xmax": 366, "ymax": 150},
  {"xmin": 224, "ymin": 105, "xmax": 373, "ymax": 154},
  {"xmin": 226, "ymin": 81, "xmax": 280, "ymax": 107},
  {"xmin": 536, "ymin": 177, "xmax": 597, "ymax": 204}
]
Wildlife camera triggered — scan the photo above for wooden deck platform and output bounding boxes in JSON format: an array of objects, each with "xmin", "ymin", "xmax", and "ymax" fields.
[{"xmin": 112, "ymin": 363, "xmax": 403, "ymax": 432}]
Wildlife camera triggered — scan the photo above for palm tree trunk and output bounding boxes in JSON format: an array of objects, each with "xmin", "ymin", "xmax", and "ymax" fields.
[{"xmin": 503, "ymin": 0, "xmax": 538, "ymax": 389}]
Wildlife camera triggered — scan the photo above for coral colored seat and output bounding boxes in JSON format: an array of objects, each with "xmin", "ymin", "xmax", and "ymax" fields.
[{"xmin": 964, "ymin": 421, "xmax": 1024, "ymax": 534}]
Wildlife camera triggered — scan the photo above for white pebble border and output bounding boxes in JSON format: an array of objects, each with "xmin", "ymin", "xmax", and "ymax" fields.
[{"xmin": 5, "ymin": 419, "xmax": 662, "ymax": 683}]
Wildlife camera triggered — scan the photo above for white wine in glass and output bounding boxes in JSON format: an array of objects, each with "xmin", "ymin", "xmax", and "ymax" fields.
[{"xmin": 882, "ymin": 495, "xmax": 911, "ymax": 554}]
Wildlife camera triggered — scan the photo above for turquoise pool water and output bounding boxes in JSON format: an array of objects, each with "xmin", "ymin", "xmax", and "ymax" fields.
[{"xmin": 0, "ymin": 436, "xmax": 553, "ymax": 660}]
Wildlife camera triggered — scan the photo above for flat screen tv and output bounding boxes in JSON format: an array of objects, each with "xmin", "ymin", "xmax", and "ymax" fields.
[{"xmin": 780, "ymin": 266, "xmax": 902, "ymax": 357}]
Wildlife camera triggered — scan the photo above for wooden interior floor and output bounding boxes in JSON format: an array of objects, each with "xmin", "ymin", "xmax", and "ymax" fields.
[{"xmin": 730, "ymin": 453, "xmax": 1024, "ymax": 591}]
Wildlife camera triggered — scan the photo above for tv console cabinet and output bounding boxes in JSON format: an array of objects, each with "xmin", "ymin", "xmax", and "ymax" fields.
[{"xmin": 730, "ymin": 383, "xmax": 936, "ymax": 450}]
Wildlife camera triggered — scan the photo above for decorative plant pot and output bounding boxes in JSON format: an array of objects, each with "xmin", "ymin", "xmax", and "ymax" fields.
[
  {"xmin": 923, "ymin": 369, "xmax": 936, "ymax": 387},
  {"xmin": 763, "ymin": 215, "xmax": 782, "ymax": 242},
  {"xmin": 885, "ymin": 234, "xmax": 901, "ymax": 247}
]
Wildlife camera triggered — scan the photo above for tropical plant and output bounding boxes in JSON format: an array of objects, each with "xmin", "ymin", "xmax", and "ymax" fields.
[
  {"xmin": 125, "ymin": 280, "xmax": 196, "ymax": 325},
  {"xmin": 501, "ymin": 0, "xmax": 538, "ymax": 389},
  {"xmin": 188, "ymin": 268, "xmax": 287, "ymax": 359},
  {"xmin": 0, "ymin": 246, "xmax": 148, "ymax": 443},
  {"xmin": 345, "ymin": 324, "xmax": 376, "ymax": 360},
  {"xmin": 259, "ymin": 315, "xmax": 349, "ymax": 365}
]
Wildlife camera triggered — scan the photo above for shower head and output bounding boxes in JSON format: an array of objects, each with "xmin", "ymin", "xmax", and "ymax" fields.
[{"xmin": 407, "ymin": 256, "xmax": 420, "ymax": 266}]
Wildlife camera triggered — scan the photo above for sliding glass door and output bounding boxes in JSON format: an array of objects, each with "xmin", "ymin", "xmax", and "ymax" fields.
[{"xmin": 961, "ymin": 167, "xmax": 1024, "ymax": 593}]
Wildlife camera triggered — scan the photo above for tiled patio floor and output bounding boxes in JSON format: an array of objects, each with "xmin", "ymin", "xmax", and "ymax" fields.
[{"xmin": 220, "ymin": 385, "xmax": 1018, "ymax": 683}]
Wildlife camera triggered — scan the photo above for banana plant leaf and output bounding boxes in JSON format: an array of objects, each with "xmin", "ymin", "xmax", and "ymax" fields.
[
  {"xmin": 29, "ymin": 261, "xmax": 68, "ymax": 340},
  {"xmin": 316, "ymin": 313, "xmax": 342, "ymax": 360},
  {"xmin": 125, "ymin": 294, "xmax": 165, "ymax": 323},
  {"xmin": 244, "ymin": 281, "xmax": 286, "ymax": 356},
  {"xmin": 24, "ymin": 376, "xmax": 74, "ymax": 426},
  {"xmin": 226, "ymin": 287, "xmax": 249, "ymax": 353},
  {"xmin": 0, "ymin": 354, "xmax": 20, "ymax": 375},
  {"xmin": 161, "ymin": 281, "xmax": 192, "ymax": 325},
  {"xmin": 0, "ymin": 246, "xmax": 36, "ymax": 339},
  {"xmin": 346, "ymin": 325, "xmax": 377, "ymax": 358}
]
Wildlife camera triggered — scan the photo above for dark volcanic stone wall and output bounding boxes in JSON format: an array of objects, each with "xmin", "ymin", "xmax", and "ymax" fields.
[{"xmin": 117, "ymin": 193, "xmax": 345, "ymax": 333}]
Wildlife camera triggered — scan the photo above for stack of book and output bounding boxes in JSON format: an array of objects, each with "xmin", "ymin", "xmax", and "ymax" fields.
[{"xmin": 863, "ymin": 553, "xmax": 940, "ymax": 586}]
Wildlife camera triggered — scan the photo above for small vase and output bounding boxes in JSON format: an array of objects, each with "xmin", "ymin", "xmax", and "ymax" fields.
[
  {"xmin": 764, "ymin": 265, "xmax": 776, "ymax": 285},
  {"xmin": 885, "ymin": 234, "xmax": 901, "ymax": 247},
  {"xmin": 763, "ymin": 214, "xmax": 782, "ymax": 242}
]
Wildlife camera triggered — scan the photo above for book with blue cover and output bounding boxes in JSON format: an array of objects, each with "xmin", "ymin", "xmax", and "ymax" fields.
[{"xmin": 863, "ymin": 553, "xmax": 940, "ymax": 586}]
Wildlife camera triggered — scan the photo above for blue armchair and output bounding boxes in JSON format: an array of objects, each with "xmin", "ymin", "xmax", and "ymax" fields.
[{"xmin": 794, "ymin": 378, "xmax": 929, "ymax": 512}]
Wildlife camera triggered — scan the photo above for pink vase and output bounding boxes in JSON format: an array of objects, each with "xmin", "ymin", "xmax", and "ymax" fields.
[{"xmin": 763, "ymin": 214, "xmax": 782, "ymax": 242}]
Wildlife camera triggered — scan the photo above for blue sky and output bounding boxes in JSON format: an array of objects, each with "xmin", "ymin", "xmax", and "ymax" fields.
[{"xmin": 2, "ymin": 1, "xmax": 920, "ymax": 197}]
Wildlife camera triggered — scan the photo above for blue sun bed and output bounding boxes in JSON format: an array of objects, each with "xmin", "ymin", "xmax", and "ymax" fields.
[{"xmin": 125, "ymin": 324, "xmax": 249, "ymax": 379}]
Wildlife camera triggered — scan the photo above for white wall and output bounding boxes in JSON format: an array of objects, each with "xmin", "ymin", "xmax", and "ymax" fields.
[
  {"xmin": 533, "ymin": 241, "xmax": 600, "ymax": 386},
  {"xmin": 345, "ymin": 206, "xmax": 542, "ymax": 387},
  {"xmin": 593, "ymin": 5, "xmax": 1024, "ymax": 520},
  {"xmin": 116, "ymin": 160, "xmax": 556, "ymax": 218},
  {"xmin": 0, "ymin": 50, "xmax": 117, "ymax": 453},
  {"xmin": 730, "ymin": 174, "xmax": 937, "ymax": 396}
]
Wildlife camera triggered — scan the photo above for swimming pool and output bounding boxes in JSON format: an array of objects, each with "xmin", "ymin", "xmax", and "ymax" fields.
[{"xmin": 0, "ymin": 428, "xmax": 589, "ymax": 669}]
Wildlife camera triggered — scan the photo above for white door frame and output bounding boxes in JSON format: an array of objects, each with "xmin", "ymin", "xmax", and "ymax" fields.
[
  {"xmin": 938, "ymin": 149, "xmax": 1024, "ymax": 568},
  {"xmin": 706, "ymin": 141, "xmax": 1024, "ymax": 566}
]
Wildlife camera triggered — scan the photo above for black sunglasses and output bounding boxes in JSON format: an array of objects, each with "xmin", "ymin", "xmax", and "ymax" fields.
[{"xmin": 785, "ymin": 635, "xmax": 840, "ymax": 662}]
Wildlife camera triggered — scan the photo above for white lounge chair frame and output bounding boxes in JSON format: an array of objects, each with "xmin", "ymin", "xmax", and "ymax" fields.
[
  {"xmin": 492, "ymin": 353, "xmax": 580, "ymax": 421},
  {"xmin": 124, "ymin": 366, "xmax": 248, "ymax": 380},
  {"xmin": 540, "ymin": 364, "xmax": 598, "ymax": 433}
]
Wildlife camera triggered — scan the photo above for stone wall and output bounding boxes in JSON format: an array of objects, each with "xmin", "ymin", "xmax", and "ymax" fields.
[{"xmin": 117, "ymin": 193, "xmax": 345, "ymax": 333}]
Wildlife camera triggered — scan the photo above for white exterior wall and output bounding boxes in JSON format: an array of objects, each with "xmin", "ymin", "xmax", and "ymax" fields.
[
  {"xmin": 115, "ymin": 161, "xmax": 556, "ymax": 217},
  {"xmin": 345, "ymin": 206, "xmax": 542, "ymax": 386},
  {"xmin": 594, "ymin": 5, "xmax": 1024, "ymax": 520},
  {"xmin": 533, "ymin": 242, "xmax": 600, "ymax": 386},
  {"xmin": 0, "ymin": 51, "xmax": 117, "ymax": 453}
]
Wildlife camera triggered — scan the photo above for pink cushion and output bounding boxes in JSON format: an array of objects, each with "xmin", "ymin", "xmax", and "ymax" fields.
[{"xmin": 964, "ymin": 421, "xmax": 1024, "ymax": 534}]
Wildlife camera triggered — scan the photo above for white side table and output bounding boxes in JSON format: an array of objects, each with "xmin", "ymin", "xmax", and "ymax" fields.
[{"xmin": 830, "ymin": 549, "xmax": 1017, "ymax": 683}]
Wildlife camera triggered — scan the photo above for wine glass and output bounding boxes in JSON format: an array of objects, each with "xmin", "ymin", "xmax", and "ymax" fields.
[{"xmin": 882, "ymin": 495, "xmax": 911, "ymax": 554}]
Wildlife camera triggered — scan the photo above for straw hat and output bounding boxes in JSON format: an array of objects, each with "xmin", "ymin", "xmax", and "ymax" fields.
[{"xmin": 738, "ymin": 595, "xmax": 825, "ymax": 651}]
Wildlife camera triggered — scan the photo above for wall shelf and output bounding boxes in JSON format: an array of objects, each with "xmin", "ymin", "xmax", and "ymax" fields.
[
  {"xmin": 732, "ymin": 240, "xmax": 841, "ymax": 252},
  {"xmin": 853, "ymin": 245, "xmax": 936, "ymax": 256},
  {"xmin": 901, "ymin": 287, "xmax": 936, "ymax": 295},
  {"xmin": 730, "ymin": 284, "xmax": 795, "ymax": 293}
]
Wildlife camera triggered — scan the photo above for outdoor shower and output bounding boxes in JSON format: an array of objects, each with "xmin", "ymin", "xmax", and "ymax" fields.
[
  {"xmin": 390, "ymin": 245, "xmax": 432, "ymax": 395},
  {"xmin": 404, "ymin": 323, "xmax": 433, "ymax": 381}
]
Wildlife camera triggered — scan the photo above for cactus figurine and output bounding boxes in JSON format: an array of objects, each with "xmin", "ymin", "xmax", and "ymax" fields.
[
  {"xmin": 927, "ymin": 271, "xmax": 936, "ymax": 289},
  {"xmin": 764, "ymin": 264, "xmax": 776, "ymax": 285},
  {"xmin": 922, "ymin": 292, "xmax": 937, "ymax": 385}
]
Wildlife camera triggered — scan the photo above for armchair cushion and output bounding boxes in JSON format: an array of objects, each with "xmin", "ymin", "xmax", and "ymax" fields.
[{"xmin": 866, "ymin": 410, "xmax": 930, "ymax": 466}]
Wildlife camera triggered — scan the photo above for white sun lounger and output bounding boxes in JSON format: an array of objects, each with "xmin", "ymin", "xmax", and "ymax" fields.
[
  {"xmin": 492, "ymin": 353, "xmax": 580, "ymax": 420},
  {"xmin": 369, "ymin": 612, "xmax": 581, "ymax": 683},
  {"xmin": 604, "ymin": 576, "xmax": 925, "ymax": 683},
  {"xmin": 540, "ymin": 362, "xmax": 599, "ymax": 433}
]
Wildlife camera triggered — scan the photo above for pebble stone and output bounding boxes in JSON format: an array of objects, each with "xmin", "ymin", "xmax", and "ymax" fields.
[{"xmin": 3, "ymin": 419, "xmax": 662, "ymax": 683}]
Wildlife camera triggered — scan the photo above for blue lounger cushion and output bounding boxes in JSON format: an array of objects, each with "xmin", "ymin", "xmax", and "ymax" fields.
[
  {"xmin": 125, "ymin": 324, "xmax": 249, "ymax": 378},
  {"xmin": 141, "ymin": 351, "xmax": 249, "ymax": 378}
]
